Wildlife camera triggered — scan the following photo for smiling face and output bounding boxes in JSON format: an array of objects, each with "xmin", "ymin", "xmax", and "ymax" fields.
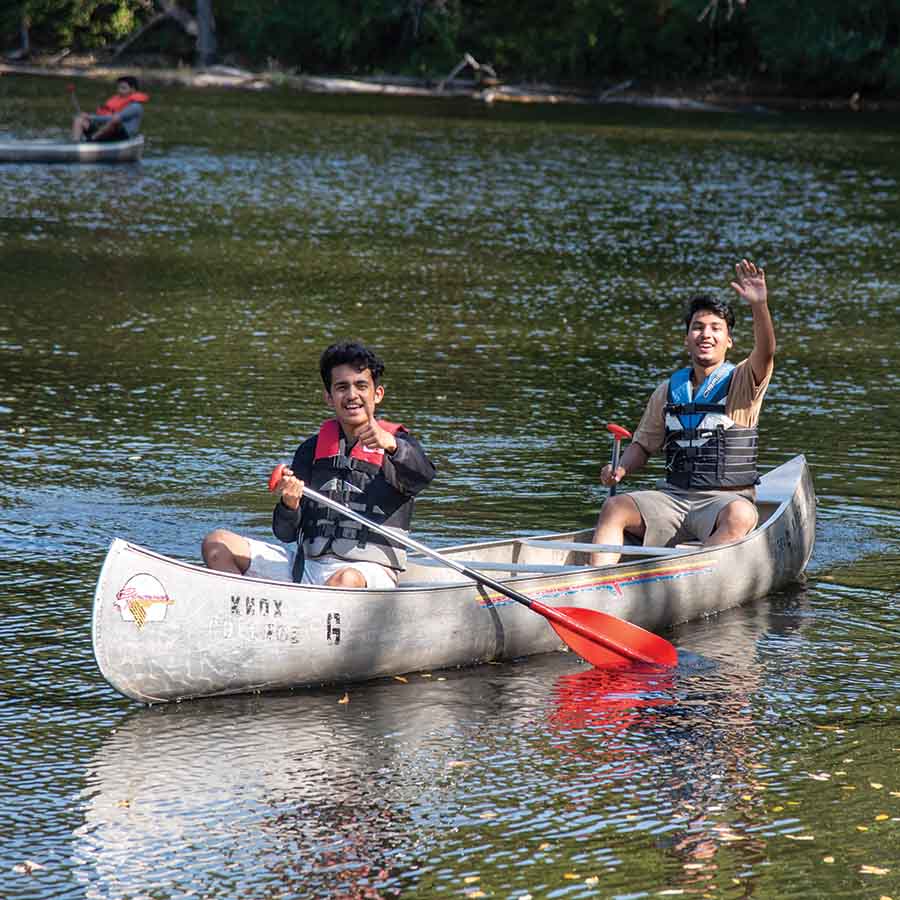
[
  {"xmin": 685, "ymin": 310, "xmax": 733, "ymax": 372},
  {"xmin": 324, "ymin": 363, "xmax": 384, "ymax": 431}
]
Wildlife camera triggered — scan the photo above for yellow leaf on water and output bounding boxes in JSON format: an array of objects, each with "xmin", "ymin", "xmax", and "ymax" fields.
[
  {"xmin": 842, "ymin": 785, "xmax": 857, "ymax": 791},
  {"xmin": 464, "ymin": 876, "xmax": 480, "ymax": 884},
  {"xmin": 809, "ymin": 773, "xmax": 831, "ymax": 781},
  {"xmin": 741, "ymin": 794, "xmax": 754, "ymax": 801},
  {"xmin": 480, "ymin": 811, "xmax": 497, "ymax": 819},
  {"xmin": 857, "ymin": 826, "xmax": 869, "ymax": 832},
  {"xmin": 338, "ymin": 693, "xmax": 350, "ymax": 704},
  {"xmin": 564, "ymin": 872, "xmax": 579, "ymax": 880},
  {"xmin": 585, "ymin": 876, "xmax": 599, "ymax": 885},
  {"xmin": 772, "ymin": 805, "xmax": 784, "ymax": 812},
  {"xmin": 871, "ymin": 783, "xmax": 884, "ymax": 789},
  {"xmin": 467, "ymin": 892, "xmax": 486, "ymax": 898},
  {"xmin": 785, "ymin": 834, "xmax": 815, "ymax": 841},
  {"xmin": 823, "ymin": 856, "xmax": 835, "ymax": 864},
  {"xmin": 876, "ymin": 814, "xmax": 889, "ymax": 821},
  {"xmin": 539, "ymin": 843, "xmax": 551, "ymax": 851},
  {"xmin": 860, "ymin": 865, "xmax": 890, "ymax": 875},
  {"xmin": 891, "ymin": 792, "xmax": 900, "ymax": 798},
  {"xmin": 394, "ymin": 676, "xmax": 408, "ymax": 683}
]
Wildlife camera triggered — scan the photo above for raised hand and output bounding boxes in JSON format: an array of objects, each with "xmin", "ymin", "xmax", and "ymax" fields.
[
  {"xmin": 354, "ymin": 413, "xmax": 398, "ymax": 454},
  {"xmin": 730, "ymin": 258, "xmax": 767, "ymax": 306}
]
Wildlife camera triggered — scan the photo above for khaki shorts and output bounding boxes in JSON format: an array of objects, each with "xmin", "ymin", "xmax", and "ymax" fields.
[
  {"xmin": 628, "ymin": 485, "xmax": 758, "ymax": 547},
  {"xmin": 243, "ymin": 538, "xmax": 398, "ymax": 589}
]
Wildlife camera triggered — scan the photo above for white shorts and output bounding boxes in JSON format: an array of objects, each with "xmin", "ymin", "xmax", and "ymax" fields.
[{"xmin": 243, "ymin": 538, "xmax": 398, "ymax": 589}]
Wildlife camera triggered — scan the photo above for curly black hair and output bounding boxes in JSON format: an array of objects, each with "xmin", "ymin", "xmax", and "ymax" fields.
[
  {"xmin": 682, "ymin": 294, "xmax": 735, "ymax": 334},
  {"xmin": 319, "ymin": 341, "xmax": 385, "ymax": 390}
]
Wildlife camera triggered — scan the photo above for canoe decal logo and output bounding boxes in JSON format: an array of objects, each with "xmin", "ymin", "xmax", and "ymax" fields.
[{"xmin": 113, "ymin": 573, "xmax": 174, "ymax": 629}]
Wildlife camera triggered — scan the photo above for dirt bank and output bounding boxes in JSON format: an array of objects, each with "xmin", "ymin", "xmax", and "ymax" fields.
[{"xmin": 3, "ymin": 56, "xmax": 897, "ymax": 114}]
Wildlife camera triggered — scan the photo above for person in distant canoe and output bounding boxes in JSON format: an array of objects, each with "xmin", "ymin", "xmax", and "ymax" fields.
[
  {"xmin": 202, "ymin": 341, "xmax": 436, "ymax": 589},
  {"xmin": 591, "ymin": 259, "xmax": 776, "ymax": 565},
  {"xmin": 71, "ymin": 76, "xmax": 149, "ymax": 143}
]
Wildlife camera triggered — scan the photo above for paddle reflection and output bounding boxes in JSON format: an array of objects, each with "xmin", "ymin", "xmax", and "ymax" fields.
[{"xmin": 547, "ymin": 665, "xmax": 676, "ymax": 772}]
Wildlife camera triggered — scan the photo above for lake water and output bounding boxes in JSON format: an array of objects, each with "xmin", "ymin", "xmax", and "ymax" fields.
[{"xmin": 1, "ymin": 75, "xmax": 899, "ymax": 899}]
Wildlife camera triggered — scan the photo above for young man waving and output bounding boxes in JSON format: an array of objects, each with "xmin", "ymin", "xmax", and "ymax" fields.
[{"xmin": 591, "ymin": 259, "xmax": 775, "ymax": 565}]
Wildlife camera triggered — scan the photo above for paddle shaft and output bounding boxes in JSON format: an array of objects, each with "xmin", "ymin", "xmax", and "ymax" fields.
[
  {"xmin": 609, "ymin": 437, "xmax": 622, "ymax": 497},
  {"xmin": 298, "ymin": 484, "xmax": 655, "ymax": 665}
]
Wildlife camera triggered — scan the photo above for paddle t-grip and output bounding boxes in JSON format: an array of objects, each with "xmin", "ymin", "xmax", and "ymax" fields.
[
  {"xmin": 606, "ymin": 423, "xmax": 632, "ymax": 497},
  {"xmin": 268, "ymin": 463, "xmax": 286, "ymax": 492}
]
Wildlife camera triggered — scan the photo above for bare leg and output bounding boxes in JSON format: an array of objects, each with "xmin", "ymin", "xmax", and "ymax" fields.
[
  {"xmin": 72, "ymin": 113, "xmax": 90, "ymax": 142},
  {"xmin": 590, "ymin": 495, "xmax": 646, "ymax": 566},
  {"xmin": 325, "ymin": 567, "xmax": 367, "ymax": 588},
  {"xmin": 704, "ymin": 498, "xmax": 758, "ymax": 546},
  {"xmin": 202, "ymin": 529, "xmax": 251, "ymax": 574}
]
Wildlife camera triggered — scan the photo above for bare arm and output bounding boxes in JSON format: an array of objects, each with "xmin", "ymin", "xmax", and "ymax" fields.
[
  {"xmin": 600, "ymin": 441, "xmax": 650, "ymax": 489},
  {"xmin": 730, "ymin": 258, "xmax": 775, "ymax": 384}
]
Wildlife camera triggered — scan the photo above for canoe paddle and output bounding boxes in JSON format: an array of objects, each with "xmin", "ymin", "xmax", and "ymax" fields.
[
  {"xmin": 66, "ymin": 83, "xmax": 81, "ymax": 114},
  {"xmin": 268, "ymin": 464, "xmax": 678, "ymax": 670},
  {"xmin": 606, "ymin": 422, "xmax": 632, "ymax": 497}
]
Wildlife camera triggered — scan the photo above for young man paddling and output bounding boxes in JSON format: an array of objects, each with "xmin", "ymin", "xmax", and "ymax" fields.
[
  {"xmin": 591, "ymin": 259, "xmax": 775, "ymax": 565},
  {"xmin": 71, "ymin": 76, "xmax": 149, "ymax": 143},
  {"xmin": 203, "ymin": 341, "xmax": 436, "ymax": 588}
]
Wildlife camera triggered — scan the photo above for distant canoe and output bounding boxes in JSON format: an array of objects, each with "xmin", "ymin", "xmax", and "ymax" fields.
[
  {"xmin": 92, "ymin": 455, "xmax": 815, "ymax": 704},
  {"xmin": 0, "ymin": 134, "xmax": 144, "ymax": 163}
]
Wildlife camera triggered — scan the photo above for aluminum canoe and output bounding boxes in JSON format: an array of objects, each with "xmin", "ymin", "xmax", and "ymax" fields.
[
  {"xmin": 0, "ymin": 134, "xmax": 144, "ymax": 163},
  {"xmin": 92, "ymin": 454, "xmax": 815, "ymax": 703}
]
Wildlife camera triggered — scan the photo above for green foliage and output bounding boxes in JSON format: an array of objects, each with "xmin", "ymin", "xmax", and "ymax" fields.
[
  {"xmin": 2, "ymin": 0, "xmax": 898, "ymax": 96},
  {"xmin": 746, "ymin": 0, "xmax": 900, "ymax": 93}
]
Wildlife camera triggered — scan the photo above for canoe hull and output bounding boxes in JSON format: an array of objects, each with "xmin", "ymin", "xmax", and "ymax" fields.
[
  {"xmin": 0, "ymin": 135, "xmax": 144, "ymax": 163},
  {"xmin": 92, "ymin": 455, "xmax": 815, "ymax": 703}
]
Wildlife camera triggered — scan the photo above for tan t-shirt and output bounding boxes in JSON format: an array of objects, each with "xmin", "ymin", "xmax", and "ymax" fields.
[{"xmin": 632, "ymin": 357, "xmax": 772, "ymax": 457}]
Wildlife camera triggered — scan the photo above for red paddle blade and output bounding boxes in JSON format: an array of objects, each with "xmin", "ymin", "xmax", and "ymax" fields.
[
  {"xmin": 550, "ymin": 606, "xmax": 678, "ymax": 669},
  {"xmin": 267, "ymin": 463, "xmax": 286, "ymax": 492}
]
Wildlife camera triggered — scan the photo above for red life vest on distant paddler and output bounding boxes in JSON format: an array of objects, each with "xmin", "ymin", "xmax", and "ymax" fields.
[
  {"xmin": 96, "ymin": 92, "xmax": 150, "ymax": 115},
  {"xmin": 302, "ymin": 418, "xmax": 413, "ymax": 569}
]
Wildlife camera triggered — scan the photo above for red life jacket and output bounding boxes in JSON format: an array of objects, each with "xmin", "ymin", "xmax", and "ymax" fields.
[
  {"xmin": 305, "ymin": 418, "xmax": 411, "ymax": 569},
  {"xmin": 97, "ymin": 92, "xmax": 150, "ymax": 116},
  {"xmin": 313, "ymin": 417, "xmax": 404, "ymax": 465}
]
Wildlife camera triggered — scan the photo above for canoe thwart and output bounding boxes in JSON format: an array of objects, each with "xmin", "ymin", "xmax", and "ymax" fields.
[
  {"xmin": 408, "ymin": 556, "xmax": 587, "ymax": 573},
  {"xmin": 520, "ymin": 539, "xmax": 684, "ymax": 557}
]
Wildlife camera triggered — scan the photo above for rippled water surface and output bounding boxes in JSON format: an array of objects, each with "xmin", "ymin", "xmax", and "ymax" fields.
[{"xmin": 1, "ymin": 76, "xmax": 899, "ymax": 899}]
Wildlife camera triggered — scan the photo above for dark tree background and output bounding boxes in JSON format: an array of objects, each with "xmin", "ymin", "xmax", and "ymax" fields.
[{"xmin": 2, "ymin": 0, "xmax": 899, "ymax": 96}]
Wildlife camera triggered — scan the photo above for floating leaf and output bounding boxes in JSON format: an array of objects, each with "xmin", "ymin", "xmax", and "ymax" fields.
[
  {"xmin": 857, "ymin": 825, "xmax": 869, "ymax": 832},
  {"xmin": 338, "ymin": 693, "xmax": 350, "ymax": 704},
  {"xmin": 12, "ymin": 861, "xmax": 45, "ymax": 875},
  {"xmin": 585, "ymin": 876, "xmax": 599, "ymax": 885},
  {"xmin": 809, "ymin": 773, "xmax": 831, "ymax": 781},
  {"xmin": 564, "ymin": 872, "xmax": 578, "ymax": 880},
  {"xmin": 871, "ymin": 783, "xmax": 884, "ymax": 789},
  {"xmin": 539, "ymin": 842, "xmax": 551, "ymax": 851},
  {"xmin": 876, "ymin": 814, "xmax": 889, "ymax": 821},
  {"xmin": 860, "ymin": 865, "xmax": 890, "ymax": 875},
  {"xmin": 394, "ymin": 676, "xmax": 408, "ymax": 683},
  {"xmin": 464, "ymin": 875, "xmax": 480, "ymax": 884},
  {"xmin": 785, "ymin": 834, "xmax": 815, "ymax": 841},
  {"xmin": 823, "ymin": 856, "xmax": 835, "ymax": 864},
  {"xmin": 479, "ymin": 811, "xmax": 497, "ymax": 819}
]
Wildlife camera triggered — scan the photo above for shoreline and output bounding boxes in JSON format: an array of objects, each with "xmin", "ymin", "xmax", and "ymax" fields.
[{"xmin": 3, "ymin": 58, "xmax": 898, "ymax": 115}]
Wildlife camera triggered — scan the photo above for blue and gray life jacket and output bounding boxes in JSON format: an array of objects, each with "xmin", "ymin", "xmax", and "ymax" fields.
[{"xmin": 663, "ymin": 363, "xmax": 759, "ymax": 490}]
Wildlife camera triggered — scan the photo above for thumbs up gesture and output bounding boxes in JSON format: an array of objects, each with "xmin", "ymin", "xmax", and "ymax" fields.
[{"xmin": 354, "ymin": 412, "xmax": 397, "ymax": 454}]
